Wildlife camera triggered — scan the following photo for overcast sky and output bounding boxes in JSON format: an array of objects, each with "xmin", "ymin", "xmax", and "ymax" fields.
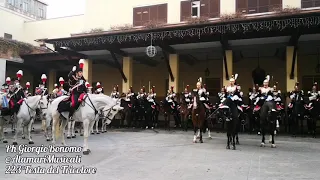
[{"xmin": 45, "ymin": 0, "xmax": 85, "ymax": 18}]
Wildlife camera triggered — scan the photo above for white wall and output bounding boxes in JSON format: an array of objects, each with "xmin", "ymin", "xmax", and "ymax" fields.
[
  {"xmin": 0, "ymin": 6, "xmax": 33, "ymax": 40},
  {"xmin": 283, "ymin": 0, "xmax": 301, "ymax": 8},
  {"xmin": 23, "ymin": 14, "xmax": 84, "ymax": 45},
  {"xmin": 0, "ymin": 59, "xmax": 6, "ymax": 85}
]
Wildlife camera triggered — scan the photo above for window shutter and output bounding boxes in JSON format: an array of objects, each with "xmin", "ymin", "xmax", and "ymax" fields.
[
  {"xmin": 133, "ymin": 7, "xmax": 142, "ymax": 26},
  {"xmin": 157, "ymin": 4, "xmax": 168, "ymax": 23},
  {"xmin": 269, "ymin": 0, "xmax": 282, "ymax": 10},
  {"xmin": 200, "ymin": 0, "xmax": 210, "ymax": 17},
  {"xmin": 248, "ymin": 0, "xmax": 258, "ymax": 14},
  {"xmin": 150, "ymin": 5, "xmax": 158, "ymax": 22},
  {"xmin": 180, "ymin": 1, "xmax": 191, "ymax": 21},
  {"xmin": 141, "ymin": 7, "xmax": 150, "ymax": 25},
  {"xmin": 236, "ymin": 0, "xmax": 248, "ymax": 13},
  {"xmin": 208, "ymin": 0, "xmax": 220, "ymax": 18}
]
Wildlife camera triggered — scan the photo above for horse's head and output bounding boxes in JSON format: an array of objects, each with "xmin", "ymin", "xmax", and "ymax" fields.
[{"xmin": 102, "ymin": 100, "xmax": 124, "ymax": 124}]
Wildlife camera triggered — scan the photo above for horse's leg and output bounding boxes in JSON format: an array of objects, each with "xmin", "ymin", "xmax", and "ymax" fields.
[
  {"xmin": 270, "ymin": 122, "xmax": 276, "ymax": 148},
  {"xmin": 95, "ymin": 119, "xmax": 100, "ymax": 134},
  {"xmin": 90, "ymin": 120, "xmax": 95, "ymax": 134},
  {"xmin": 51, "ymin": 117, "xmax": 57, "ymax": 144},
  {"xmin": 82, "ymin": 119, "xmax": 91, "ymax": 155},
  {"xmin": 226, "ymin": 122, "xmax": 230, "ymax": 149},
  {"xmin": 71, "ymin": 121, "xmax": 76, "ymax": 138},
  {"xmin": 22, "ymin": 124, "xmax": 27, "ymax": 139},
  {"xmin": 0, "ymin": 117, "xmax": 8, "ymax": 143},
  {"xmin": 12, "ymin": 118, "xmax": 23, "ymax": 145},
  {"xmin": 199, "ymin": 127, "xmax": 203, "ymax": 143},
  {"xmin": 67, "ymin": 121, "xmax": 72, "ymax": 139},
  {"xmin": 27, "ymin": 118, "xmax": 35, "ymax": 144},
  {"xmin": 193, "ymin": 126, "xmax": 197, "ymax": 143},
  {"xmin": 60, "ymin": 119, "xmax": 68, "ymax": 146}
]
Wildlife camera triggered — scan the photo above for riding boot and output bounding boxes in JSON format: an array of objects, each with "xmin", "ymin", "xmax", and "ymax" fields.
[{"xmin": 69, "ymin": 107, "xmax": 75, "ymax": 120}]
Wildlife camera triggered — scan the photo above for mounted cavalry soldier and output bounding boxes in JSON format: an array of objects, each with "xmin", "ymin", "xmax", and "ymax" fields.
[
  {"xmin": 85, "ymin": 82, "xmax": 92, "ymax": 94},
  {"xmin": 305, "ymin": 82, "xmax": 319, "ymax": 109},
  {"xmin": 125, "ymin": 86, "xmax": 134, "ymax": 102},
  {"xmin": 137, "ymin": 86, "xmax": 147, "ymax": 99},
  {"xmin": 8, "ymin": 70, "xmax": 25, "ymax": 118},
  {"xmin": 147, "ymin": 86, "xmax": 157, "ymax": 108},
  {"xmin": 166, "ymin": 86, "xmax": 177, "ymax": 109},
  {"xmin": 183, "ymin": 85, "xmax": 192, "ymax": 104},
  {"xmin": 111, "ymin": 85, "xmax": 119, "ymax": 98},
  {"xmin": 67, "ymin": 59, "xmax": 87, "ymax": 120},
  {"xmin": 195, "ymin": 77, "xmax": 211, "ymax": 110},
  {"xmin": 24, "ymin": 82, "xmax": 31, "ymax": 97},
  {"xmin": 95, "ymin": 82, "xmax": 103, "ymax": 94}
]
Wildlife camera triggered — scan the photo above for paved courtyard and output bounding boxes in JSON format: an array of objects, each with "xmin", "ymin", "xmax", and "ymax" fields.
[{"xmin": 0, "ymin": 126, "xmax": 320, "ymax": 180}]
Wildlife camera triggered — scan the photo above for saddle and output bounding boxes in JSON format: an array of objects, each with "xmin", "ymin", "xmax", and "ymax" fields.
[{"xmin": 57, "ymin": 93, "xmax": 86, "ymax": 113}]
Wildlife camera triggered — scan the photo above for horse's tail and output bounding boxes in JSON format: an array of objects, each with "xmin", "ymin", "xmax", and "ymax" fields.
[{"xmin": 52, "ymin": 112, "xmax": 61, "ymax": 139}]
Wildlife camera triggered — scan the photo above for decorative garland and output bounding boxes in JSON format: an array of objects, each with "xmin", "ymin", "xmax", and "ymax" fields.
[{"xmin": 49, "ymin": 16, "xmax": 320, "ymax": 48}]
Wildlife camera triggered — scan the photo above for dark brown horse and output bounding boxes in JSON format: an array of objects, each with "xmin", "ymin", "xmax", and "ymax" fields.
[
  {"xmin": 179, "ymin": 94, "xmax": 191, "ymax": 131},
  {"xmin": 159, "ymin": 101, "xmax": 171, "ymax": 130},
  {"xmin": 191, "ymin": 91, "xmax": 206, "ymax": 143}
]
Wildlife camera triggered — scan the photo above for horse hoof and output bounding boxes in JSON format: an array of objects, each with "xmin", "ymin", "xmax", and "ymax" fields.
[
  {"xmin": 3, "ymin": 140, "xmax": 8, "ymax": 143},
  {"xmin": 232, "ymin": 145, "xmax": 236, "ymax": 150},
  {"xmin": 91, "ymin": 132, "xmax": 95, "ymax": 135},
  {"xmin": 226, "ymin": 145, "xmax": 230, "ymax": 149},
  {"xmin": 29, "ymin": 141, "xmax": 34, "ymax": 144},
  {"xmin": 260, "ymin": 143, "xmax": 265, "ymax": 147},
  {"xmin": 22, "ymin": 136, "xmax": 25, "ymax": 139},
  {"xmin": 208, "ymin": 136, "xmax": 212, "ymax": 139},
  {"xmin": 83, "ymin": 150, "xmax": 90, "ymax": 155},
  {"xmin": 46, "ymin": 139, "xmax": 51, "ymax": 141},
  {"xmin": 12, "ymin": 142, "xmax": 18, "ymax": 145},
  {"xmin": 80, "ymin": 134, "xmax": 83, "ymax": 136},
  {"xmin": 72, "ymin": 135, "xmax": 76, "ymax": 138},
  {"xmin": 193, "ymin": 140, "xmax": 196, "ymax": 143},
  {"xmin": 101, "ymin": 131, "xmax": 105, "ymax": 133},
  {"xmin": 200, "ymin": 140, "xmax": 203, "ymax": 143},
  {"xmin": 96, "ymin": 132, "xmax": 100, "ymax": 134},
  {"xmin": 31, "ymin": 130, "xmax": 35, "ymax": 132},
  {"xmin": 12, "ymin": 131, "xmax": 15, "ymax": 133},
  {"xmin": 67, "ymin": 136, "xmax": 71, "ymax": 139},
  {"xmin": 75, "ymin": 130, "xmax": 78, "ymax": 133},
  {"xmin": 236, "ymin": 141, "xmax": 240, "ymax": 145},
  {"xmin": 271, "ymin": 144, "xmax": 276, "ymax": 148}
]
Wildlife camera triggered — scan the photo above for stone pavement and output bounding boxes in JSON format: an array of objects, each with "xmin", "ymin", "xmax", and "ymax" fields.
[{"xmin": 0, "ymin": 126, "xmax": 320, "ymax": 180}]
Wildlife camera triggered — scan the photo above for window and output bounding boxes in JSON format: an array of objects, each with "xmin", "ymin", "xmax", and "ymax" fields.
[
  {"xmin": 22, "ymin": 2, "xmax": 28, "ymax": 12},
  {"xmin": 133, "ymin": 4, "xmax": 167, "ymax": 27},
  {"xmin": 192, "ymin": 0, "xmax": 200, "ymax": 17},
  {"xmin": 39, "ymin": 8, "xmax": 44, "ymax": 17},
  {"xmin": 4, "ymin": 33, "xmax": 12, "ymax": 40},
  {"xmin": 180, "ymin": 0, "xmax": 220, "ymax": 21},
  {"xmin": 302, "ymin": 0, "xmax": 320, "ymax": 8},
  {"xmin": 236, "ymin": 0, "xmax": 282, "ymax": 14},
  {"xmin": 7, "ymin": 0, "xmax": 14, "ymax": 5}
]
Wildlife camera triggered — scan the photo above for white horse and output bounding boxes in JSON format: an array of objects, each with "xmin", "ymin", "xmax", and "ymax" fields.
[{"xmin": 50, "ymin": 94, "xmax": 123, "ymax": 155}]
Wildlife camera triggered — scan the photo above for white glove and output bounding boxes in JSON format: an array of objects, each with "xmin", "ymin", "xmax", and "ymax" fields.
[
  {"xmin": 266, "ymin": 95, "xmax": 273, "ymax": 101},
  {"xmin": 309, "ymin": 96, "xmax": 316, "ymax": 101},
  {"xmin": 274, "ymin": 97, "xmax": 281, "ymax": 102},
  {"xmin": 290, "ymin": 94, "xmax": 294, "ymax": 99},
  {"xmin": 240, "ymin": 92, "xmax": 243, "ymax": 97},
  {"xmin": 220, "ymin": 98, "xmax": 226, "ymax": 103},
  {"xmin": 231, "ymin": 95, "xmax": 239, "ymax": 101},
  {"xmin": 254, "ymin": 97, "xmax": 260, "ymax": 105}
]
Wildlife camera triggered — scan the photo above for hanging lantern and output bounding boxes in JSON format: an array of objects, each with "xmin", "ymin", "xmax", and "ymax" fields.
[
  {"xmin": 79, "ymin": 59, "xmax": 84, "ymax": 69},
  {"xmin": 25, "ymin": 82, "xmax": 30, "ymax": 89},
  {"xmin": 16, "ymin": 70, "xmax": 23, "ymax": 80},
  {"xmin": 41, "ymin": 74, "xmax": 47, "ymax": 84},
  {"xmin": 59, "ymin": 77, "xmax": 64, "ymax": 86},
  {"xmin": 205, "ymin": 68, "xmax": 210, "ymax": 77},
  {"xmin": 5, "ymin": 77, "xmax": 11, "ymax": 84},
  {"xmin": 146, "ymin": 45, "xmax": 157, "ymax": 57}
]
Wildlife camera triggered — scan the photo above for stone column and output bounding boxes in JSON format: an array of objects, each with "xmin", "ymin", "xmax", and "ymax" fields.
[
  {"xmin": 48, "ymin": 70, "xmax": 56, "ymax": 92},
  {"xmin": 122, "ymin": 56, "xmax": 133, "ymax": 93},
  {"xmin": 83, "ymin": 59, "xmax": 93, "ymax": 84},
  {"xmin": 168, "ymin": 54, "xmax": 179, "ymax": 92},
  {"xmin": 222, "ymin": 50, "xmax": 233, "ymax": 87},
  {"xmin": 0, "ymin": 59, "xmax": 6, "ymax": 86},
  {"xmin": 286, "ymin": 46, "xmax": 298, "ymax": 92}
]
